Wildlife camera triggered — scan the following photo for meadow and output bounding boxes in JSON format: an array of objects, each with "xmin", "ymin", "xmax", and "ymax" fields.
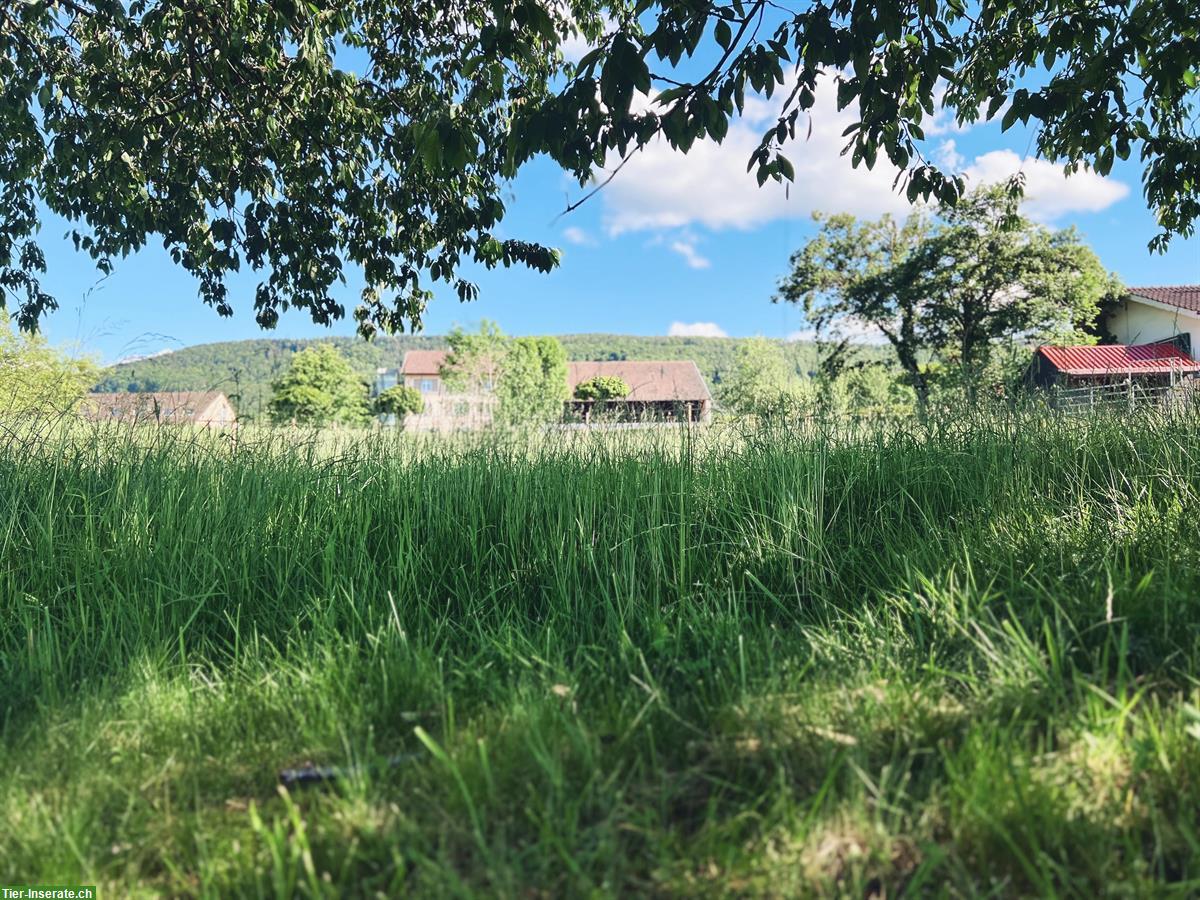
[{"xmin": 2, "ymin": 412, "xmax": 1200, "ymax": 897}]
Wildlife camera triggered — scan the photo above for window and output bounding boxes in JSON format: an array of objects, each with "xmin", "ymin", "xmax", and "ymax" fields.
[{"xmin": 420, "ymin": 379, "xmax": 434, "ymax": 393}]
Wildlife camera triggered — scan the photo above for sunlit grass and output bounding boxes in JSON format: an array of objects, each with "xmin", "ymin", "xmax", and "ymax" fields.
[{"xmin": 2, "ymin": 410, "xmax": 1200, "ymax": 895}]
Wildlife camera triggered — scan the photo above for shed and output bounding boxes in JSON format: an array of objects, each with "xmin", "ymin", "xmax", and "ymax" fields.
[{"xmin": 1028, "ymin": 343, "xmax": 1200, "ymax": 406}]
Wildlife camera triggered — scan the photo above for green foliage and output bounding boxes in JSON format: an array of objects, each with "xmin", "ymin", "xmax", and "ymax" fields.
[
  {"xmin": 4, "ymin": 415, "xmax": 1200, "ymax": 893},
  {"xmin": 777, "ymin": 187, "xmax": 1119, "ymax": 417},
  {"xmin": 573, "ymin": 375, "xmax": 629, "ymax": 401},
  {"xmin": 4, "ymin": 2, "xmax": 1196, "ymax": 332},
  {"xmin": 718, "ymin": 337, "xmax": 809, "ymax": 418},
  {"xmin": 520, "ymin": 1, "xmax": 1200, "ymax": 252},
  {"xmin": 440, "ymin": 320, "xmax": 508, "ymax": 395},
  {"xmin": 0, "ymin": 0, "xmax": 567, "ymax": 334},
  {"xmin": 498, "ymin": 336, "xmax": 569, "ymax": 424},
  {"xmin": 442, "ymin": 324, "xmax": 569, "ymax": 424},
  {"xmin": 374, "ymin": 385, "xmax": 423, "ymax": 418},
  {"xmin": 268, "ymin": 344, "xmax": 370, "ymax": 426},
  {"xmin": 0, "ymin": 318, "xmax": 97, "ymax": 417}
]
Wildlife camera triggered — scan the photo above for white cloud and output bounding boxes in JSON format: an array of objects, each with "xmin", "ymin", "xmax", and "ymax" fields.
[
  {"xmin": 668, "ymin": 321, "xmax": 727, "ymax": 338},
  {"xmin": 560, "ymin": 31, "xmax": 594, "ymax": 64},
  {"xmin": 962, "ymin": 150, "xmax": 1130, "ymax": 222},
  {"xmin": 602, "ymin": 83, "xmax": 913, "ymax": 234},
  {"xmin": 934, "ymin": 139, "xmax": 964, "ymax": 171},
  {"xmin": 562, "ymin": 225, "xmax": 595, "ymax": 246},
  {"xmin": 599, "ymin": 77, "xmax": 1128, "ymax": 234},
  {"xmin": 668, "ymin": 237, "xmax": 711, "ymax": 269}
]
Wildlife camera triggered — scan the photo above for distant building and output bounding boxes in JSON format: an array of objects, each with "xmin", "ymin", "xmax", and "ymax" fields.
[
  {"xmin": 376, "ymin": 351, "xmax": 495, "ymax": 432},
  {"xmin": 567, "ymin": 360, "xmax": 712, "ymax": 423},
  {"xmin": 1106, "ymin": 286, "xmax": 1200, "ymax": 354},
  {"xmin": 79, "ymin": 391, "xmax": 237, "ymax": 427},
  {"xmin": 372, "ymin": 353, "xmax": 713, "ymax": 429}
]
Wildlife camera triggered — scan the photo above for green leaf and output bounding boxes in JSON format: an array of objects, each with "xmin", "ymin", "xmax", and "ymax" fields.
[{"xmin": 715, "ymin": 19, "xmax": 732, "ymax": 51}]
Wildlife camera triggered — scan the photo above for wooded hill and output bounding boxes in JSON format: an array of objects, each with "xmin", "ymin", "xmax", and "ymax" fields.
[{"xmin": 96, "ymin": 335, "xmax": 880, "ymax": 419}]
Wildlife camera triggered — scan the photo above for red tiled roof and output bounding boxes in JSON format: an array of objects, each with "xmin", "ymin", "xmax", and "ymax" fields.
[
  {"xmin": 1128, "ymin": 286, "xmax": 1200, "ymax": 314},
  {"xmin": 80, "ymin": 391, "xmax": 233, "ymax": 424},
  {"xmin": 567, "ymin": 361, "xmax": 712, "ymax": 403},
  {"xmin": 1036, "ymin": 343, "xmax": 1200, "ymax": 377},
  {"xmin": 401, "ymin": 350, "xmax": 448, "ymax": 376}
]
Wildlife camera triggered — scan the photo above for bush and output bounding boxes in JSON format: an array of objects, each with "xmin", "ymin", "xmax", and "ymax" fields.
[
  {"xmin": 374, "ymin": 385, "xmax": 424, "ymax": 417},
  {"xmin": 574, "ymin": 375, "xmax": 629, "ymax": 401}
]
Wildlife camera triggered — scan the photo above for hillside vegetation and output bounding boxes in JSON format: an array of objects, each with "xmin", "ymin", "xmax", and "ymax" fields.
[
  {"xmin": 3, "ymin": 414, "xmax": 1200, "ymax": 895},
  {"xmin": 94, "ymin": 335, "xmax": 854, "ymax": 417}
]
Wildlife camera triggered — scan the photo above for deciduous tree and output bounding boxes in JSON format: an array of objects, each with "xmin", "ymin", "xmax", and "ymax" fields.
[
  {"xmin": 0, "ymin": 318, "xmax": 97, "ymax": 417},
  {"xmin": 268, "ymin": 344, "xmax": 369, "ymax": 426},
  {"xmin": 777, "ymin": 187, "xmax": 1118, "ymax": 417},
  {"xmin": 498, "ymin": 336, "xmax": 568, "ymax": 424},
  {"xmin": 718, "ymin": 337, "xmax": 807, "ymax": 418},
  {"xmin": 441, "ymin": 320, "xmax": 508, "ymax": 395},
  {"xmin": 573, "ymin": 375, "xmax": 629, "ymax": 401}
]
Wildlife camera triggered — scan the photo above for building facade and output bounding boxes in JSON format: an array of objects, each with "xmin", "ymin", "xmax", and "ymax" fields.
[
  {"xmin": 375, "ymin": 351, "xmax": 496, "ymax": 432},
  {"xmin": 80, "ymin": 391, "xmax": 237, "ymax": 427},
  {"xmin": 1105, "ymin": 286, "xmax": 1200, "ymax": 353}
]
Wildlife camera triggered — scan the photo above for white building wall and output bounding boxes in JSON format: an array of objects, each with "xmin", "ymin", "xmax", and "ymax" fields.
[{"xmin": 1106, "ymin": 299, "xmax": 1200, "ymax": 352}]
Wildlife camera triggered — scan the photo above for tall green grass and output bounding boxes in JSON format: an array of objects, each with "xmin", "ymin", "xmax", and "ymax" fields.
[{"xmin": 3, "ymin": 412, "xmax": 1200, "ymax": 896}]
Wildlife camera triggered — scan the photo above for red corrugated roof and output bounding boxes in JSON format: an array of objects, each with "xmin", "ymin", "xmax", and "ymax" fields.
[
  {"xmin": 1037, "ymin": 343, "xmax": 1200, "ymax": 376},
  {"xmin": 1128, "ymin": 286, "xmax": 1200, "ymax": 314}
]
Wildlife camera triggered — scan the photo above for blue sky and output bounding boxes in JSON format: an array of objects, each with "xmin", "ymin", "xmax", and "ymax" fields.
[{"xmin": 33, "ymin": 71, "xmax": 1200, "ymax": 364}]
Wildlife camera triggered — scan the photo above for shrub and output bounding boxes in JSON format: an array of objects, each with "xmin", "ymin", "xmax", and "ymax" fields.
[
  {"xmin": 374, "ymin": 385, "xmax": 424, "ymax": 417},
  {"xmin": 574, "ymin": 375, "xmax": 629, "ymax": 401}
]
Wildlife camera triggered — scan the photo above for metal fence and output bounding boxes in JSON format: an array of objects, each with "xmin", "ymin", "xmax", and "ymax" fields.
[{"xmin": 1053, "ymin": 379, "xmax": 1195, "ymax": 412}]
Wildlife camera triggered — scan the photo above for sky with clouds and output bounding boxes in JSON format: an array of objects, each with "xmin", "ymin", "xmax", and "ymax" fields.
[{"xmin": 30, "ymin": 58, "xmax": 1200, "ymax": 363}]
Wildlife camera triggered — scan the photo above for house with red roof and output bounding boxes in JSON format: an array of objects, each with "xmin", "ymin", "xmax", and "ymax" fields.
[
  {"xmin": 79, "ymin": 391, "xmax": 237, "ymax": 427},
  {"xmin": 1028, "ymin": 287, "xmax": 1200, "ymax": 404},
  {"xmin": 566, "ymin": 360, "xmax": 712, "ymax": 423},
  {"xmin": 1105, "ymin": 286, "xmax": 1200, "ymax": 355}
]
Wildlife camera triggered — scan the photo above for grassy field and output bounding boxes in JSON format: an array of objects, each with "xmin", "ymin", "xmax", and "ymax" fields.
[{"xmin": 3, "ymin": 413, "xmax": 1200, "ymax": 896}]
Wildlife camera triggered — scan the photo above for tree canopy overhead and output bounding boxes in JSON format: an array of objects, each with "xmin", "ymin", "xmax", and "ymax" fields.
[
  {"xmin": 1, "ymin": 0, "xmax": 582, "ymax": 334},
  {"xmin": 2, "ymin": 0, "xmax": 1196, "ymax": 335}
]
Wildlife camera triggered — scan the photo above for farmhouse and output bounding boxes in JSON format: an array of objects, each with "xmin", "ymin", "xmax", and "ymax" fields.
[
  {"xmin": 1028, "ymin": 343, "xmax": 1200, "ymax": 407},
  {"xmin": 1027, "ymin": 287, "xmax": 1200, "ymax": 407},
  {"xmin": 1105, "ymin": 286, "xmax": 1200, "ymax": 352},
  {"xmin": 79, "ymin": 391, "xmax": 237, "ymax": 427},
  {"xmin": 374, "ymin": 352, "xmax": 712, "ymax": 428},
  {"xmin": 377, "ymin": 351, "xmax": 496, "ymax": 432}
]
